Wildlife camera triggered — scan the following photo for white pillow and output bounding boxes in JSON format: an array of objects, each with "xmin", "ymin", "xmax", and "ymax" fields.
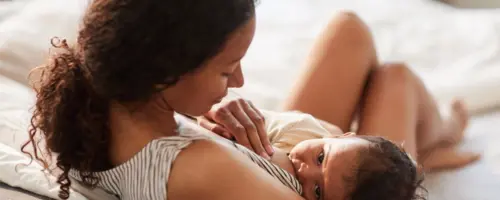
[
  {"xmin": 0, "ymin": 75, "xmax": 34, "ymax": 149},
  {"xmin": 0, "ymin": 142, "xmax": 88, "ymax": 200},
  {"xmin": 0, "ymin": 0, "xmax": 33, "ymax": 23},
  {"xmin": 0, "ymin": 74, "xmax": 71, "ymax": 199},
  {"xmin": 0, "ymin": 0, "xmax": 88, "ymax": 86},
  {"xmin": 0, "ymin": 2, "xmax": 120, "ymax": 199},
  {"xmin": 0, "ymin": 75, "xmax": 117, "ymax": 200},
  {"xmin": 0, "ymin": 1, "xmax": 88, "ymax": 196}
]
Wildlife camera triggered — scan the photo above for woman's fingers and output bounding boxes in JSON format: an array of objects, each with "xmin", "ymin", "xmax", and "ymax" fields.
[
  {"xmin": 229, "ymin": 101, "xmax": 269, "ymax": 159},
  {"xmin": 197, "ymin": 116, "xmax": 231, "ymax": 138},
  {"xmin": 207, "ymin": 98, "xmax": 272, "ymax": 159},
  {"xmin": 213, "ymin": 107, "xmax": 253, "ymax": 150},
  {"xmin": 244, "ymin": 100, "xmax": 274, "ymax": 156}
]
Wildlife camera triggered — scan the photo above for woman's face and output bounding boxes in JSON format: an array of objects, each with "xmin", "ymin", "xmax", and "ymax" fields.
[
  {"xmin": 288, "ymin": 133, "xmax": 371, "ymax": 200},
  {"xmin": 162, "ymin": 17, "xmax": 256, "ymax": 116}
]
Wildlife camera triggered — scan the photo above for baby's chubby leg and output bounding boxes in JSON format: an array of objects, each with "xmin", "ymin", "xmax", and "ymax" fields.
[
  {"xmin": 356, "ymin": 63, "xmax": 479, "ymax": 171},
  {"xmin": 282, "ymin": 11, "xmax": 378, "ymax": 132}
]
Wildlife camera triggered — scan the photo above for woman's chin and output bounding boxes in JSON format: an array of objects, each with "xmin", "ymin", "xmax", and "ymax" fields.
[{"xmin": 180, "ymin": 104, "xmax": 213, "ymax": 116}]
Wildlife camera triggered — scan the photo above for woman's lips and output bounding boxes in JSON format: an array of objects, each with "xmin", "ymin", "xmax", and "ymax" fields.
[
  {"xmin": 214, "ymin": 91, "xmax": 228, "ymax": 103},
  {"xmin": 214, "ymin": 98, "xmax": 223, "ymax": 103}
]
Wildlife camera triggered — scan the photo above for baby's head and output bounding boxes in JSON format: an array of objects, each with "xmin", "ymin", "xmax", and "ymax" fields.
[{"xmin": 289, "ymin": 133, "xmax": 425, "ymax": 200}]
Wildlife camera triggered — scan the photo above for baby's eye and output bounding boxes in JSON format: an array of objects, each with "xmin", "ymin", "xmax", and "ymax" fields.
[
  {"xmin": 317, "ymin": 151, "xmax": 324, "ymax": 165},
  {"xmin": 314, "ymin": 184, "xmax": 321, "ymax": 200}
]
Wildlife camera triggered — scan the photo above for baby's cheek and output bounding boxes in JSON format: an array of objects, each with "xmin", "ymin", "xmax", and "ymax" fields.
[
  {"xmin": 299, "ymin": 188, "xmax": 313, "ymax": 200},
  {"xmin": 303, "ymin": 195, "xmax": 314, "ymax": 200}
]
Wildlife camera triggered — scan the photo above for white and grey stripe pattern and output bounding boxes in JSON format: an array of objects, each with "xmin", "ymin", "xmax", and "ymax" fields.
[
  {"xmin": 70, "ymin": 131, "xmax": 207, "ymax": 200},
  {"xmin": 229, "ymin": 141, "xmax": 303, "ymax": 195},
  {"xmin": 70, "ymin": 125, "xmax": 302, "ymax": 199}
]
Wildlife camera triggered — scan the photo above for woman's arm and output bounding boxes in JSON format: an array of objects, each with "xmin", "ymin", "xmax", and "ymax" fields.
[{"xmin": 167, "ymin": 140, "xmax": 304, "ymax": 200}]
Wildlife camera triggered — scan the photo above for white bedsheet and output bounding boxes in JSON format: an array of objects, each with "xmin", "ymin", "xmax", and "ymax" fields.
[
  {"xmin": 424, "ymin": 111, "xmax": 500, "ymax": 200},
  {"xmin": 0, "ymin": 0, "xmax": 499, "ymax": 199},
  {"xmin": 0, "ymin": 142, "xmax": 87, "ymax": 200}
]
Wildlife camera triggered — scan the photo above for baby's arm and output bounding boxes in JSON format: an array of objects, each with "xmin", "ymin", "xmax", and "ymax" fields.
[
  {"xmin": 315, "ymin": 118, "xmax": 344, "ymax": 136},
  {"xmin": 261, "ymin": 110, "xmax": 344, "ymax": 152}
]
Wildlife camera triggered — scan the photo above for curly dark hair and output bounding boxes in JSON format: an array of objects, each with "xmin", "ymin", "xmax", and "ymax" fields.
[
  {"xmin": 21, "ymin": 0, "xmax": 256, "ymax": 199},
  {"xmin": 349, "ymin": 136, "xmax": 427, "ymax": 200}
]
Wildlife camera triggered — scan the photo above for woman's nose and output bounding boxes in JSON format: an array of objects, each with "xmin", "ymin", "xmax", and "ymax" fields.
[{"xmin": 227, "ymin": 64, "xmax": 244, "ymax": 88}]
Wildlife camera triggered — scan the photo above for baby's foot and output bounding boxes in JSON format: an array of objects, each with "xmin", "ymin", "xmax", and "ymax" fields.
[
  {"xmin": 421, "ymin": 145, "xmax": 480, "ymax": 172},
  {"xmin": 440, "ymin": 99, "xmax": 469, "ymax": 146}
]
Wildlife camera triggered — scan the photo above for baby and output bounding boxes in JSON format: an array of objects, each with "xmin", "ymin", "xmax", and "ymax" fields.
[{"xmin": 261, "ymin": 110, "xmax": 423, "ymax": 200}]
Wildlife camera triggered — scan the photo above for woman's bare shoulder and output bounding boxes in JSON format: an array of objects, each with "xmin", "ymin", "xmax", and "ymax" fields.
[{"xmin": 167, "ymin": 139, "xmax": 304, "ymax": 200}]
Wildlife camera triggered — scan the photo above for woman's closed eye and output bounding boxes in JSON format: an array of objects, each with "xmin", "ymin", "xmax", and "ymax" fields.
[
  {"xmin": 221, "ymin": 66, "xmax": 237, "ymax": 77},
  {"xmin": 221, "ymin": 61, "xmax": 240, "ymax": 77}
]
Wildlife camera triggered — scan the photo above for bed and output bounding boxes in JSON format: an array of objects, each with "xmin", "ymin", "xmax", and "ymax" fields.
[{"xmin": 1, "ymin": 0, "xmax": 499, "ymax": 199}]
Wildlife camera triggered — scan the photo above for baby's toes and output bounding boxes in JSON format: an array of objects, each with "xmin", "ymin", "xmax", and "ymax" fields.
[{"xmin": 421, "ymin": 146, "xmax": 480, "ymax": 172}]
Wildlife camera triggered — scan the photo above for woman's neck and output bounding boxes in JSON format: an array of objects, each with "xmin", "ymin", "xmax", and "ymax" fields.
[{"xmin": 108, "ymin": 100, "xmax": 178, "ymax": 166}]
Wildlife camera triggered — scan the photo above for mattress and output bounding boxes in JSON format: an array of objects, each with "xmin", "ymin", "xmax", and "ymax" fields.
[{"xmin": 0, "ymin": 0, "xmax": 499, "ymax": 199}]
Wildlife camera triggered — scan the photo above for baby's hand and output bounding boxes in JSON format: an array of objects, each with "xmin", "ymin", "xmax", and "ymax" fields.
[{"xmin": 198, "ymin": 98, "xmax": 274, "ymax": 159}]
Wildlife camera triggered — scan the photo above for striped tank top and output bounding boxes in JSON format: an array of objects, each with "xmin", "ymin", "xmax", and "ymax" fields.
[{"xmin": 69, "ymin": 116, "xmax": 302, "ymax": 200}]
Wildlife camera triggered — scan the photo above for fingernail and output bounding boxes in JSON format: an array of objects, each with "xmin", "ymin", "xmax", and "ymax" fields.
[
  {"xmin": 265, "ymin": 145, "xmax": 275, "ymax": 155},
  {"xmin": 261, "ymin": 152, "xmax": 271, "ymax": 160}
]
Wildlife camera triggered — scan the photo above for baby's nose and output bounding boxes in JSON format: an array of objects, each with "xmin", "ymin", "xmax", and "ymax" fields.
[
  {"xmin": 297, "ymin": 162, "xmax": 313, "ymax": 181},
  {"xmin": 297, "ymin": 162, "xmax": 307, "ymax": 173}
]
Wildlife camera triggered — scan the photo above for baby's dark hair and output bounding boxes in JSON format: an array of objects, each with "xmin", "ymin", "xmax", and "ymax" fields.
[{"xmin": 348, "ymin": 136, "xmax": 427, "ymax": 200}]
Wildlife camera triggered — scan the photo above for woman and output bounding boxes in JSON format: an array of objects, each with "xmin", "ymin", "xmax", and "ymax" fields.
[{"xmin": 23, "ymin": 0, "xmax": 307, "ymax": 199}]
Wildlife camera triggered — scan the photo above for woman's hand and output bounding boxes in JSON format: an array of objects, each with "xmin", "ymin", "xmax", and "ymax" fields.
[{"xmin": 198, "ymin": 98, "xmax": 274, "ymax": 159}]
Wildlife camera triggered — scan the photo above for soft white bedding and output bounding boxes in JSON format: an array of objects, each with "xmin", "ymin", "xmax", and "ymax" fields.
[
  {"xmin": 0, "ymin": 142, "xmax": 87, "ymax": 200},
  {"xmin": 0, "ymin": 0, "xmax": 499, "ymax": 199},
  {"xmin": 0, "ymin": 0, "xmax": 32, "ymax": 23}
]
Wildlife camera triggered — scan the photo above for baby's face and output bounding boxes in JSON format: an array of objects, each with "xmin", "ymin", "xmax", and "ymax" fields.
[{"xmin": 288, "ymin": 133, "xmax": 371, "ymax": 200}]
